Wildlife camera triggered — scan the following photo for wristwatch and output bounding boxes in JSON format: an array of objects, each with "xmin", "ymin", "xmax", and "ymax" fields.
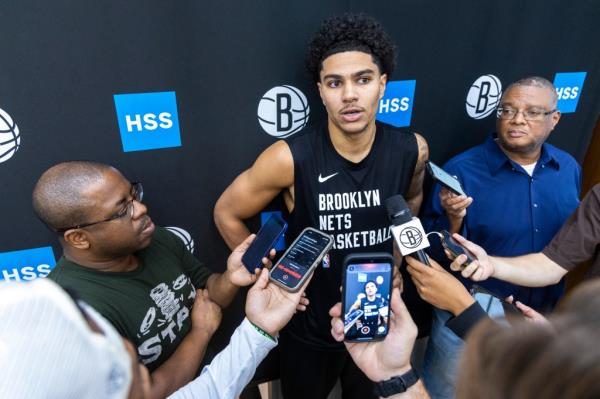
[{"xmin": 373, "ymin": 368, "xmax": 420, "ymax": 397}]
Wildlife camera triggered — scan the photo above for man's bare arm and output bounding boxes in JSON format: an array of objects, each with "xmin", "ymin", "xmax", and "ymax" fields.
[
  {"xmin": 205, "ymin": 272, "xmax": 237, "ymax": 308},
  {"xmin": 214, "ymin": 141, "xmax": 294, "ymax": 249},
  {"xmin": 147, "ymin": 290, "xmax": 221, "ymax": 399},
  {"xmin": 405, "ymin": 133, "xmax": 429, "ymax": 216},
  {"xmin": 450, "ymin": 234, "xmax": 567, "ymax": 287},
  {"xmin": 491, "ymin": 253, "xmax": 566, "ymax": 287}
]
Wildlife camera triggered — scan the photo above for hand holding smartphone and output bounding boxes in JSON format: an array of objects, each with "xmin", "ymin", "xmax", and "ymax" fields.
[
  {"xmin": 269, "ymin": 227, "xmax": 333, "ymax": 292},
  {"xmin": 241, "ymin": 214, "xmax": 287, "ymax": 274},
  {"xmin": 342, "ymin": 253, "xmax": 393, "ymax": 342},
  {"xmin": 469, "ymin": 284, "xmax": 521, "ymax": 317},
  {"xmin": 426, "ymin": 161, "xmax": 466, "ymax": 196},
  {"xmin": 439, "ymin": 230, "xmax": 475, "ymax": 268}
]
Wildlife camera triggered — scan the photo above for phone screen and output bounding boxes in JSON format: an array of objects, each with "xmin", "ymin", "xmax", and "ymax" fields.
[
  {"xmin": 427, "ymin": 161, "xmax": 466, "ymax": 196},
  {"xmin": 241, "ymin": 214, "xmax": 287, "ymax": 273},
  {"xmin": 270, "ymin": 229, "xmax": 331, "ymax": 289},
  {"xmin": 470, "ymin": 285, "xmax": 521, "ymax": 318},
  {"xmin": 343, "ymin": 262, "xmax": 392, "ymax": 341}
]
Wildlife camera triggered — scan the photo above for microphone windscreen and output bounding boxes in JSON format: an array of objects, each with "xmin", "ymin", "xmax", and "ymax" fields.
[{"xmin": 385, "ymin": 195, "xmax": 413, "ymax": 225}]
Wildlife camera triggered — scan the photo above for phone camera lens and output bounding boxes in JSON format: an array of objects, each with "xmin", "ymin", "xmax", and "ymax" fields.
[{"xmin": 349, "ymin": 266, "xmax": 354, "ymax": 271}]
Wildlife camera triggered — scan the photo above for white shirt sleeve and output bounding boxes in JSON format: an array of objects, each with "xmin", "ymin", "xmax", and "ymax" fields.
[{"xmin": 168, "ymin": 318, "xmax": 277, "ymax": 399}]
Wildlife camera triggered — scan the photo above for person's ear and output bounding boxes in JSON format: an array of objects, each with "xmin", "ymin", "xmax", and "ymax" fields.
[{"xmin": 63, "ymin": 230, "xmax": 91, "ymax": 250}]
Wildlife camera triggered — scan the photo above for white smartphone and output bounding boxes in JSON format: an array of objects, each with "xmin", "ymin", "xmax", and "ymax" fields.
[{"xmin": 269, "ymin": 227, "xmax": 333, "ymax": 292}]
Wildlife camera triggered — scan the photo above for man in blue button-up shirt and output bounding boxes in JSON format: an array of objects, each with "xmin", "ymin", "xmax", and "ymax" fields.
[{"xmin": 420, "ymin": 76, "xmax": 581, "ymax": 399}]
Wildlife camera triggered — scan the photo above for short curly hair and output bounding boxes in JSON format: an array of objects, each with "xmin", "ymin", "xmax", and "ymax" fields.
[{"xmin": 305, "ymin": 13, "xmax": 397, "ymax": 83}]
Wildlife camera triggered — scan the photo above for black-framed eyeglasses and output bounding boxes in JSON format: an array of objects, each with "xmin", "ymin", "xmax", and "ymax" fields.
[
  {"xmin": 496, "ymin": 107, "xmax": 556, "ymax": 121},
  {"xmin": 55, "ymin": 182, "xmax": 143, "ymax": 233}
]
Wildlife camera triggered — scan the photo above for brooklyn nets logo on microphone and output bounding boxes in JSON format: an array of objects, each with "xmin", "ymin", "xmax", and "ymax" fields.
[
  {"xmin": 0, "ymin": 107, "xmax": 20, "ymax": 164},
  {"xmin": 257, "ymin": 85, "xmax": 310, "ymax": 138},
  {"xmin": 391, "ymin": 218, "xmax": 431, "ymax": 256},
  {"xmin": 399, "ymin": 226, "xmax": 423, "ymax": 248},
  {"xmin": 465, "ymin": 75, "xmax": 502, "ymax": 119}
]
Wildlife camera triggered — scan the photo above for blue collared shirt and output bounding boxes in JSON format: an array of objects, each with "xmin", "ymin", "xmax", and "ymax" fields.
[{"xmin": 423, "ymin": 134, "xmax": 581, "ymax": 311}]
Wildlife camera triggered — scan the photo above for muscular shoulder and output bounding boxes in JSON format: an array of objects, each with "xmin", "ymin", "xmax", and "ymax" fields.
[
  {"xmin": 248, "ymin": 140, "xmax": 294, "ymax": 188},
  {"xmin": 413, "ymin": 132, "xmax": 429, "ymax": 165}
]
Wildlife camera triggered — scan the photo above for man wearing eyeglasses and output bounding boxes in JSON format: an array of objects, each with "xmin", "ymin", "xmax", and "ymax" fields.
[
  {"xmin": 420, "ymin": 76, "xmax": 581, "ymax": 398},
  {"xmin": 34, "ymin": 161, "xmax": 267, "ymax": 399}
]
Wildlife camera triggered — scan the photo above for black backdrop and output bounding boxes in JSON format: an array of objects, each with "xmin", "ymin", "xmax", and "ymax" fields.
[{"xmin": 1, "ymin": 0, "xmax": 600, "ymax": 349}]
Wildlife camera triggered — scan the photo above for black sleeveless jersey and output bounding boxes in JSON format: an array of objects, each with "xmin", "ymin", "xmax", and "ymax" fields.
[
  {"xmin": 284, "ymin": 121, "xmax": 418, "ymax": 349},
  {"xmin": 360, "ymin": 295, "xmax": 388, "ymax": 327}
]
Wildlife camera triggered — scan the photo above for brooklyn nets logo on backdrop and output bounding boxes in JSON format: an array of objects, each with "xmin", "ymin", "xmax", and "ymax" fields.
[
  {"xmin": 257, "ymin": 85, "xmax": 310, "ymax": 138},
  {"xmin": 0, "ymin": 107, "xmax": 20, "ymax": 163},
  {"xmin": 465, "ymin": 75, "xmax": 502, "ymax": 119}
]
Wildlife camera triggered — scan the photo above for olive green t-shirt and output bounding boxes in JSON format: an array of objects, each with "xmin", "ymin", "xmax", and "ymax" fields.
[{"xmin": 49, "ymin": 227, "xmax": 212, "ymax": 372}]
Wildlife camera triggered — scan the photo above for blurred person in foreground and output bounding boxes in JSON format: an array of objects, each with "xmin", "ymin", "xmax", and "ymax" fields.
[
  {"xmin": 0, "ymin": 268, "xmax": 309, "ymax": 399},
  {"xmin": 330, "ymin": 272, "xmax": 600, "ymax": 399}
]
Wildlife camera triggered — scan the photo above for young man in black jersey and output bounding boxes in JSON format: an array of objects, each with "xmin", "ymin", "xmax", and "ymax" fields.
[
  {"xmin": 349, "ymin": 281, "xmax": 389, "ymax": 338},
  {"xmin": 214, "ymin": 14, "xmax": 429, "ymax": 399}
]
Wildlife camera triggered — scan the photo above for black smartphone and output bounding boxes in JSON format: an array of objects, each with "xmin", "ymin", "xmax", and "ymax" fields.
[
  {"xmin": 269, "ymin": 227, "xmax": 333, "ymax": 292},
  {"xmin": 342, "ymin": 253, "xmax": 394, "ymax": 342},
  {"xmin": 241, "ymin": 214, "xmax": 287, "ymax": 273},
  {"xmin": 426, "ymin": 161, "xmax": 466, "ymax": 196},
  {"xmin": 469, "ymin": 284, "xmax": 521, "ymax": 316},
  {"xmin": 439, "ymin": 230, "xmax": 475, "ymax": 268}
]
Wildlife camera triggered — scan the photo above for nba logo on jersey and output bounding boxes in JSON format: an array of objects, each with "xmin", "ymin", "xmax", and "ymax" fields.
[
  {"xmin": 322, "ymin": 253, "xmax": 330, "ymax": 268},
  {"xmin": 466, "ymin": 75, "xmax": 502, "ymax": 119},
  {"xmin": 257, "ymin": 85, "xmax": 310, "ymax": 138}
]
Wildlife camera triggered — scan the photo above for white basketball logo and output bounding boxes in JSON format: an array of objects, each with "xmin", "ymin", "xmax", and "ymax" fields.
[
  {"xmin": 0, "ymin": 107, "xmax": 20, "ymax": 163},
  {"xmin": 165, "ymin": 226, "xmax": 195, "ymax": 253},
  {"xmin": 466, "ymin": 75, "xmax": 502, "ymax": 119},
  {"xmin": 257, "ymin": 85, "xmax": 310, "ymax": 138}
]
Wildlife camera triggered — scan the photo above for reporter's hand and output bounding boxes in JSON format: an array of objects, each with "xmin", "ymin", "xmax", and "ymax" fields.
[
  {"xmin": 392, "ymin": 265, "xmax": 403, "ymax": 292},
  {"xmin": 439, "ymin": 187, "xmax": 472, "ymax": 218},
  {"xmin": 406, "ymin": 256, "xmax": 475, "ymax": 316},
  {"xmin": 245, "ymin": 268, "xmax": 312, "ymax": 337},
  {"xmin": 505, "ymin": 296, "xmax": 550, "ymax": 325},
  {"xmin": 449, "ymin": 234, "xmax": 494, "ymax": 281},
  {"xmin": 439, "ymin": 187, "xmax": 472, "ymax": 231},
  {"xmin": 226, "ymin": 234, "xmax": 276, "ymax": 287},
  {"xmin": 191, "ymin": 289, "xmax": 222, "ymax": 336},
  {"xmin": 329, "ymin": 288, "xmax": 417, "ymax": 382}
]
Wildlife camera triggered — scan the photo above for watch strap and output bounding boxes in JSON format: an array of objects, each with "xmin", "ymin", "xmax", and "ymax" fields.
[{"xmin": 373, "ymin": 368, "xmax": 420, "ymax": 397}]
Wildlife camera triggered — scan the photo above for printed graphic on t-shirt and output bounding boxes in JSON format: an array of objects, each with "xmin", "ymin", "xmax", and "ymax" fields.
[
  {"xmin": 136, "ymin": 273, "xmax": 196, "ymax": 365},
  {"xmin": 318, "ymin": 189, "xmax": 391, "ymax": 250}
]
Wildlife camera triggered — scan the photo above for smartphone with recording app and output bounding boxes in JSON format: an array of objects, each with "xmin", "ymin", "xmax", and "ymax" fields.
[
  {"xmin": 439, "ymin": 230, "xmax": 475, "ymax": 268},
  {"xmin": 269, "ymin": 227, "xmax": 333, "ymax": 292},
  {"xmin": 241, "ymin": 214, "xmax": 287, "ymax": 274},
  {"xmin": 342, "ymin": 253, "xmax": 393, "ymax": 342},
  {"xmin": 469, "ymin": 284, "xmax": 521, "ymax": 317},
  {"xmin": 426, "ymin": 161, "xmax": 466, "ymax": 196}
]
